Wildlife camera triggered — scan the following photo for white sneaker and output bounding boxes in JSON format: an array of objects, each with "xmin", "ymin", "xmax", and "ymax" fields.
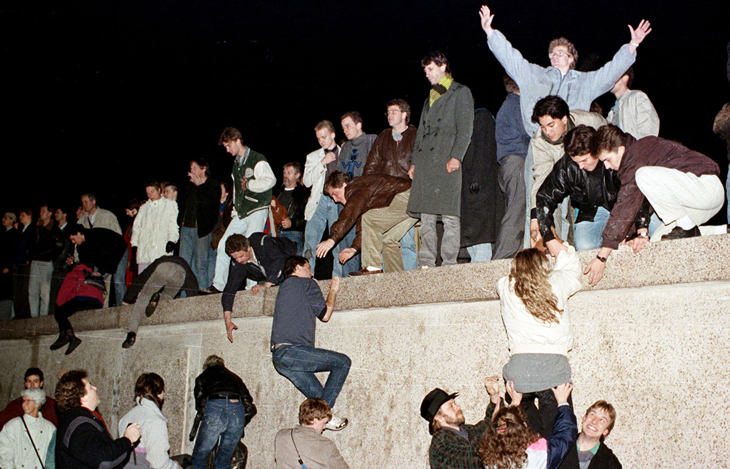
[{"xmin": 325, "ymin": 415, "xmax": 348, "ymax": 431}]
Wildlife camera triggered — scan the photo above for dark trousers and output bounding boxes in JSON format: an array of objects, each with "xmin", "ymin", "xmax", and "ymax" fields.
[
  {"xmin": 509, "ymin": 389, "xmax": 574, "ymax": 438},
  {"xmin": 54, "ymin": 298, "xmax": 102, "ymax": 332},
  {"xmin": 493, "ymin": 154, "xmax": 526, "ymax": 260},
  {"xmin": 12, "ymin": 264, "xmax": 30, "ymax": 318}
]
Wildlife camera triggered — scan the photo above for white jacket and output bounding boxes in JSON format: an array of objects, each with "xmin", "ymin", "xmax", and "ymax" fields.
[
  {"xmin": 0, "ymin": 413, "xmax": 55, "ymax": 469},
  {"xmin": 118, "ymin": 398, "xmax": 181, "ymax": 469},
  {"xmin": 302, "ymin": 145, "xmax": 340, "ymax": 221},
  {"xmin": 607, "ymin": 89, "xmax": 660, "ymax": 139},
  {"xmin": 497, "ymin": 246, "xmax": 582, "ymax": 356},
  {"xmin": 131, "ymin": 197, "xmax": 179, "ymax": 264}
]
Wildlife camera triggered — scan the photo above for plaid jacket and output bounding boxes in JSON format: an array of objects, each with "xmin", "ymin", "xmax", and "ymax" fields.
[{"xmin": 428, "ymin": 401, "xmax": 498, "ymax": 469}]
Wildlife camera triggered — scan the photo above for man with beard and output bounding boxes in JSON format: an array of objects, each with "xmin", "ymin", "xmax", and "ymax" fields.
[{"xmin": 420, "ymin": 376, "xmax": 501, "ymax": 469}]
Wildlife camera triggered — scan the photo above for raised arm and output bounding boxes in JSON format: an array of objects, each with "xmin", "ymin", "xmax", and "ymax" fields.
[
  {"xmin": 478, "ymin": 5, "xmax": 495, "ymax": 37},
  {"xmin": 627, "ymin": 20, "xmax": 652, "ymax": 54}
]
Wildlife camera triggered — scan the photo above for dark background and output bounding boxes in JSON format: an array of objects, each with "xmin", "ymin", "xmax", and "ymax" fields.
[{"xmin": 2, "ymin": 0, "xmax": 729, "ymax": 225}]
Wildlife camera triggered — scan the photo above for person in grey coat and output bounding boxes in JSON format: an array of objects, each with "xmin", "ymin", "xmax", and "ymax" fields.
[{"xmin": 407, "ymin": 51, "xmax": 474, "ymax": 267}]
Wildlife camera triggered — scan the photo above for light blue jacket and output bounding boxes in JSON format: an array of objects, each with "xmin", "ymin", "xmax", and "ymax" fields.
[{"xmin": 487, "ymin": 30, "xmax": 636, "ymax": 135}]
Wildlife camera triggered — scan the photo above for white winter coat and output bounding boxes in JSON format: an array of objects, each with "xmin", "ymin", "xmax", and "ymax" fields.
[
  {"xmin": 131, "ymin": 197, "xmax": 179, "ymax": 264},
  {"xmin": 0, "ymin": 413, "xmax": 55, "ymax": 469},
  {"xmin": 118, "ymin": 398, "xmax": 181, "ymax": 469}
]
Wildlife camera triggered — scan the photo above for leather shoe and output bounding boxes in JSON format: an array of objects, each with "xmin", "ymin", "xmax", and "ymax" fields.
[
  {"xmin": 661, "ymin": 225, "xmax": 701, "ymax": 241},
  {"xmin": 349, "ymin": 268, "xmax": 384, "ymax": 277},
  {"xmin": 122, "ymin": 332, "xmax": 136, "ymax": 349},
  {"xmin": 145, "ymin": 292, "xmax": 160, "ymax": 317}
]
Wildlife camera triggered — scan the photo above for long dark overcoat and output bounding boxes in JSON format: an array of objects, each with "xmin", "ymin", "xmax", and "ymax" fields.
[
  {"xmin": 407, "ymin": 81, "xmax": 474, "ymax": 217},
  {"xmin": 460, "ymin": 108, "xmax": 504, "ymax": 248}
]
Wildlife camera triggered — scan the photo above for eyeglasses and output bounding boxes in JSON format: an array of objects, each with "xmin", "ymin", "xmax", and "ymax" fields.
[
  {"xmin": 385, "ymin": 110, "xmax": 403, "ymax": 116},
  {"xmin": 549, "ymin": 50, "xmax": 572, "ymax": 59}
]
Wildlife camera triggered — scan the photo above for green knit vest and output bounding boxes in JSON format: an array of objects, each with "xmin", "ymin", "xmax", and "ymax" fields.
[{"xmin": 232, "ymin": 149, "xmax": 272, "ymax": 218}]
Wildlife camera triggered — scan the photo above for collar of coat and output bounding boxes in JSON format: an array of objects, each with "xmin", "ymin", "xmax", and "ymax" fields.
[{"xmin": 540, "ymin": 114, "xmax": 575, "ymax": 145}]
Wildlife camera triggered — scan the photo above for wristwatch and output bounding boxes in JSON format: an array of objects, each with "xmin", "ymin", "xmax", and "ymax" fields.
[{"xmin": 596, "ymin": 255, "xmax": 607, "ymax": 263}]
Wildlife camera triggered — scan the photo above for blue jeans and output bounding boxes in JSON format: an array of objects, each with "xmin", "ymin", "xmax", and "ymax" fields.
[
  {"xmin": 303, "ymin": 196, "xmax": 339, "ymax": 272},
  {"xmin": 467, "ymin": 243, "xmax": 493, "ymax": 263},
  {"xmin": 180, "ymin": 227, "xmax": 212, "ymax": 288},
  {"xmin": 303, "ymin": 196, "xmax": 359, "ymax": 277},
  {"xmin": 191, "ymin": 399, "xmax": 247, "ymax": 469},
  {"xmin": 279, "ymin": 230, "xmax": 304, "ymax": 256},
  {"xmin": 400, "ymin": 225, "xmax": 417, "ymax": 270},
  {"xmin": 726, "ymin": 168, "xmax": 729, "ymax": 223},
  {"xmin": 574, "ymin": 206, "xmax": 611, "ymax": 251},
  {"xmin": 272, "ymin": 345, "xmax": 351, "ymax": 409},
  {"xmin": 206, "ymin": 247, "xmax": 217, "ymax": 289},
  {"xmin": 213, "ymin": 209, "xmax": 268, "ymax": 291}
]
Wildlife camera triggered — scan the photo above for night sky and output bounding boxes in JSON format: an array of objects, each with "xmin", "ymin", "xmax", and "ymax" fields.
[{"xmin": 3, "ymin": 0, "xmax": 729, "ymax": 225}]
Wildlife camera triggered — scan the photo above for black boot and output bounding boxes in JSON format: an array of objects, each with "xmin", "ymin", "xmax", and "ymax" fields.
[
  {"xmin": 122, "ymin": 332, "xmax": 137, "ymax": 349},
  {"xmin": 65, "ymin": 330, "xmax": 82, "ymax": 355},
  {"xmin": 50, "ymin": 333, "xmax": 70, "ymax": 351}
]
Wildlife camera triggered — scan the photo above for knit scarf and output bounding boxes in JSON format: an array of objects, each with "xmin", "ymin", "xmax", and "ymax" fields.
[{"xmin": 429, "ymin": 75, "xmax": 453, "ymax": 106}]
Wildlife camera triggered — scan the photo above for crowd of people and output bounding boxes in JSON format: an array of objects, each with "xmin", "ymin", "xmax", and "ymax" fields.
[{"xmin": 1, "ymin": 4, "xmax": 730, "ymax": 468}]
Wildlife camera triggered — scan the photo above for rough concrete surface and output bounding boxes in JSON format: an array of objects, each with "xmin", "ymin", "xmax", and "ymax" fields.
[{"xmin": 1, "ymin": 234, "xmax": 729, "ymax": 467}]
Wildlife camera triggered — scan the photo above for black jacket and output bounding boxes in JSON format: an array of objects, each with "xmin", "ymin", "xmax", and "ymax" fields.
[
  {"xmin": 77, "ymin": 228, "xmax": 127, "ymax": 275},
  {"xmin": 461, "ymin": 108, "xmax": 504, "ymax": 247},
  {"xmin": 194, "ymin": 364, "xmax": 257, "ymax": 425},
  {"xmin": 274, "ymin": 185, "xmax": 309, "ymax": 232},
  {"xmin": 32, "ymin": 220, "xmax": 64, "ymax": 262},
  {"xmin": 14, "ymin": 224, "xmax": 35, "ymax": 265},
  {"xmin": 221, "ymin": 233, "xmax": 296, "ymax": 311},
  {"xmin": 181, "ymin": 177, "xmax": 222, "ymax": 238},
  {"xmin": 123, "ymin": 256, "xmax": 199, "ymax": 303},
  {"xmin": 557, "ymin": 440, "xmax": 622, "ymax": 469},
  {"xmin": 536, "ymin": 154, "xmax": 650, "ymax": 243},
  {"xmin": 56, "ymin": 406, "xmax": 133, "ymax": 469}
]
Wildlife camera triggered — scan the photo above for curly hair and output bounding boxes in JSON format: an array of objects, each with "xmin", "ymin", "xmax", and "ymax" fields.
[
  {"xmin": 510, "ymin": 249, "xmax": 562, "ymax": 323},
  {"xmin": 478, "ymin": 406, "xmax": 540, "ymax": 469},
  {"xmin": 55, "ymin": 369, "xmax": 88, "ymax": 413}
]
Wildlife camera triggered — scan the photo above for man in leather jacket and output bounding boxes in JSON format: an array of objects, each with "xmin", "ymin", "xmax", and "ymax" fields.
[
  {"xmin": 536, "ymin": 125, "xmax": 651, "ymax": 258},
  {"xmin": 191, "ymin": 355, "xmax": 256, "ymax": 469},
  {"xmin": 316, "ymin": 171, "xmax": 416, "ymax": 275},
  {"xmin": 273, "ymin": 162, "xmax": 309, "ymax": 255}
]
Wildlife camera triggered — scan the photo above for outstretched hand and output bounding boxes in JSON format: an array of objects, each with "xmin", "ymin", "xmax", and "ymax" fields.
[
  {"xmin": 629, "ymin": 20, "xmax": 652, "ymax": 46},
  {"xmin": 584, "ymin": 258, "xmax": 606, "ymax": 287},
  {"xmin": 316, "ymin": 239, "xmax": 336, "ymax": 258},
  {"xmin": 552, "ymin": 382, "xmax": 574, "ymax": 405},
  {"xmin": 224, "ymin": 314, "xmax": 238, "ymax": 343},
  {"xmin": 506, "ymin": 381, "xmax": 522, "ymax": 406},
  {"xmin": 338, "ymin": 247, "xmax": 357, "ymax": 264},
  {"xmin": 479, "ymin": 5, "xmax": 495, "ymax": 36}
]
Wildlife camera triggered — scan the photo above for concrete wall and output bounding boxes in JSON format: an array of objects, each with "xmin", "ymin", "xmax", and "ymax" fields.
[{"xmin": 2, "ymin": 235, "xmax": 730, "ymax": 468}]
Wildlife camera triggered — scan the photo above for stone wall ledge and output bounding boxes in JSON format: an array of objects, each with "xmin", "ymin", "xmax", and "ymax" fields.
[{"xmin": 2, "ymin": 233, "xmax": 728, "ymax": 341}]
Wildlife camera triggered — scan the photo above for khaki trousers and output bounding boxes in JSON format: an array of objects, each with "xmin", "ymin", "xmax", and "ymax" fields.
[{"xmin": 361, "ymin": 190, "xmax": 418, "ymax": 272}]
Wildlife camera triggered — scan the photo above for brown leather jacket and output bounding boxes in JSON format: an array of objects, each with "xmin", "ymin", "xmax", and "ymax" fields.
[
  {"xmin": 329, "ymin": 175, "xmax": 411, "ymax": 251},
  {"xmin": 362, "ymin": 125, "xmax": 417, "ymax": 180}
]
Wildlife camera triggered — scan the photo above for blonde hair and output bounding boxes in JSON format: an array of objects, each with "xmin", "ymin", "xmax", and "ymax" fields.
[
  {"xmin": 548, "ymin": 37, "xmax": 578, "ymax": 70},
  {"xmin": 510, "ymin": 249, "xmax": 562, "ymax": 323}
]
